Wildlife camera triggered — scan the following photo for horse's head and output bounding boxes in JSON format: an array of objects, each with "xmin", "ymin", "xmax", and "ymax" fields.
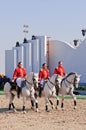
[
  {"xmin": 25, "ymin": 72, "xmax": 38, "ymax": 88},
  {"xmin": 73, "ymin": 73, "xmax": 81, "ymax": 88},
  {"xmin": 32, "ymin": 73, "xmax": 38, "ymax": 88},
  {"xmin": 66, "ymin": 72, "xmax": 81, "ymax": 88}
]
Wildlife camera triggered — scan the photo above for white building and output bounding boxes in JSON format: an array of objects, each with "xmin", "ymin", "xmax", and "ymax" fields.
[{"xmin": 5, "ymin": 35, "xmax": 86, "ymax": 85}]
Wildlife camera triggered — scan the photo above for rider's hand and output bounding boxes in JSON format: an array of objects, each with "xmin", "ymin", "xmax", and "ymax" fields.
[{"xmin": 11, "ymin": 79, "xmax": 14, "ymax": 82}]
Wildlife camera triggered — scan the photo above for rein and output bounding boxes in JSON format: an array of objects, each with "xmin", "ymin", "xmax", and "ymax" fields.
[
  {"xmin": 25, "ymin": 73, "xmax": 38, "ymax": 88},
  {"xmin": 48, "ymin": 78, "xmax": 56, "ymax": 86},
  {"xmin": 47, "ymin": 75, "xmax": 58, "ymax": 92},
  {"xmin": 47, "ymin": 82, "xmax": 53, "ymax": 92},
  {"xmin": 48, "ymin": 75, "xmax": 58, "ymax": 86},
  {"xmin": 61, "ymin": 74, "xmax": 76, "ymax": 88},
  {"xmin": 66, "ymin": 79, "xmax": 73, "ymax": 84},
  {"xmin": 25, "ymin": 79, "xmax": 32, "ymax": 86}
]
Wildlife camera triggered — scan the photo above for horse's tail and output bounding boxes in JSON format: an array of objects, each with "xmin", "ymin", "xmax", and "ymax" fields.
[{"xmin": 4, "ymin": 82, "xmax": 11, "ymax": 98}]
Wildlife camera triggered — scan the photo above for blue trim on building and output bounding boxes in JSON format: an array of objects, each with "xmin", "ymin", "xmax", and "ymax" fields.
[{"xmin": 79, "ymin": 83, "xmax": 86, "ymax": 86}]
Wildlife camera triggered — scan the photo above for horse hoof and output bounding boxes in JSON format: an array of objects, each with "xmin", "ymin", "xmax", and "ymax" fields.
[
  {"xmin": 23, "ymin": 111, "xmax": 26, "ymax": 114},
  {"xmin": 51, "ymin": 105, "xmax": 54, "ymax": 109},
  {"xmin": 36, "ymin": 109, "xmax": 39, "ymax": 112},
  {"xmin": 13, "ymin": 109, "xmax": 17, "ymax": 113},
  {"xmin": 62, "ymin": 108, "xmax": 64, "ymax": 111},
  {"xmin": 46, "ymin": 110, "xmax": 50, "ymax": 112},
  {"xmin": 74, "ymin": 106, "xmax": 77, "ymax": 109},
  {"xmin": 31, "ymin": 107, "xmax": 34, "ymax": 111},
  {"xmin": 56, "ymin": 106, "xmax": 59, "ymax": 109}
]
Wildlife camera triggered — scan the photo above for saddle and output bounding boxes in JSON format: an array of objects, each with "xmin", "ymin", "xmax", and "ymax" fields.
[
  {"xmin": 9, "ymin": 81, "xmax": 17, "ymax": 92},
  {"xmin": 39, "ymin": 80, "xmax": 48, "ymax": 89},
  {"xmin": 21, "ymin": 80, "xmax": 26, "ymax": 88}
]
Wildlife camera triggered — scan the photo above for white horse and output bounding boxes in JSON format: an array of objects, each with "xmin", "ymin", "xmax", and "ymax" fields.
[
  {"xmin": 4, "ymin": 72, "xmax": 39, "ymax": 113},
  {"xmin": 48, "ymin": 72, "xmax": 81, "ymax": 110},
  {"xmin": 37, "ymin": 72, "xmax": 80, "ymax": 112},
  {"xmin": 37, "ymin": 74, "xmax": 62, "ymax": 112},
  {"xmin": 58, "ymin": 72, "xmax": 81, "ymax": 110}
]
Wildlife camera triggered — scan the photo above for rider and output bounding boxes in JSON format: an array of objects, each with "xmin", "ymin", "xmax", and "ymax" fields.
[
  {"xmin": 39, "ymin": 63, "xmax": 50, "ymax": 97},
  {"xmin": 12, "ymin": 61, "xmax": 27, "ymax": 98},
  {"xmin": 53, "ymin": 61, "xmax": 66, "ymax": 95}
]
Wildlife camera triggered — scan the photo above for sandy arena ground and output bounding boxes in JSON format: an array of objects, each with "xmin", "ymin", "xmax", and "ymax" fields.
[{"xmin": 0, "ymin": 95, "xmax": 86, "ymax": 130}]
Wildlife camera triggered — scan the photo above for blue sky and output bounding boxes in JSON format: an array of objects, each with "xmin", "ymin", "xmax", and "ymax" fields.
[{"xmin": 0, "ymin": 0, "xmax": 86, "ymax": 74}]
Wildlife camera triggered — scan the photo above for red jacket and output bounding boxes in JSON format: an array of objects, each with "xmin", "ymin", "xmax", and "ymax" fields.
[
  {"xmin": 54, "ymin": 67, "xmax": 66, "ymax": 76},
  {"xmin": 39, "ymin": 68, "xmax": 50, "ymax": 81},
  {"xmin": 13, "ymin": 67, "xmax": 27, "ymax": 81}
]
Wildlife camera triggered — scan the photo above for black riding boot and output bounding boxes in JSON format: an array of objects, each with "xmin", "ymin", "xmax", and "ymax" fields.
[
  {"xmin": 17, "ymin": 86, "xmax": 21, "ymax": 98},
  {"xmin": 55, "ymin": 85, "xmax": 59, "ymax": 96},
  {"xmin": 39, "ymin": 87, "xmax": 43, "ymax": 97},
  {"xmin": 55, "ymin": 80, "xmax": 60, "ymax": 95},
  {"xmin": 56, "ymin": 87, "xmax": 59, "ymax": 95}
]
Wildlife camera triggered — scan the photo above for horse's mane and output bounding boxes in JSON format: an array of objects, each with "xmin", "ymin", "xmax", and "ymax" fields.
[
  {"xmin": 66, "ymin": 72, "xmax": 76, "ymax": 78},
  {"xmin": 26, "ymin": 72, "xmax": 38, "ymax": 81}
]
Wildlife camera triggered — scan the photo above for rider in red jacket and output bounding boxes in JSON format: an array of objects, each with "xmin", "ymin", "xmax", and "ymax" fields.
[
  {"xmin": 39, "ymin": 63, "xmax": 50, "ymax": 97},
  {"xmin": 12, "ymin": 61, "xmax": 27, "ymax": 98},
  {"xmin": 39, "ymin": 67, "xmax": 50, "ymax": 81},
  {"xmin": 13, "ymin": 66, "xmax": 26, "ymax": 81},
  {"xmin": 54, "ymin": 61, "xmax": 66, "ymax": 76},
  {"xmin": 53, "ymin": 61, "xmax": 66, "ymax": 95}
]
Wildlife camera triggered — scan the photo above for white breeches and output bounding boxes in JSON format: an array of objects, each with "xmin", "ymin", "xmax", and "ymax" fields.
[
  {"xmin": 16, "ymin": 78, "xmax": 23, "ymax": 87},
  {"xmin": 40, "ymin": 79, "xmax": 44, "ymax": 87}
]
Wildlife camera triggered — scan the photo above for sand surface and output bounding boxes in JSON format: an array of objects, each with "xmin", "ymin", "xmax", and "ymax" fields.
[{"xmin": 0, "ymin": 95, "xmax": 86, "ymax": 130}]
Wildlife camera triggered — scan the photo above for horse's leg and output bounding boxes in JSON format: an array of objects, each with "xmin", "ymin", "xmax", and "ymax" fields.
[
  {"xmin": 56, "ymin": 96, "xmax": 60, "ymax": 109},
  {"xmin": 22, "ymin": 96, "xmax": 26, "ymax": 113},
  {"xmin": 30, "ymin": 88, "xmax": 39, "ymax": 112},
  {"xmin": 49, "ymin": 96, "xmax": 59, "ymax": 109},
  {"xmin": 49, "ymin": 99, "xmax": 54, "ymax": 109},
  {"xmin": 9, "ymin": 94, "xmax": 12, "ymax": 110},
  {"xmin": 35, "ymin": 99, "xmax": 38, "ymax": 112},
  {"xmin": 31, "ymin": 99, "xmax": 35, "ymax": 110},
  {"xmin": 9, "ymin": 94, "xmax": 16, "ymax": 112},
  {"xmin": 51, "ymin": 92, "xmax": 60, "ymax": 109},
  {"xmin": 45, "ymin": 97, "xmax": 50, "ymax": 112},
  {"xmin": 34, "ymin": 91, "xmax": 38, "ymax": 99},
  {"xmin": 70, "ymin": 93, "xmax": 77, "ymax": 109},
  {"xmin": 61, "ymin": 95, "xmax": 65, "ymax": 110},
  {"xmin": 31, "ymin": 96, "xmax": 39, "ymax": 112},
  {"xmin": 11, "ymin": 94, "xmax": 16, "ymax": 112}
]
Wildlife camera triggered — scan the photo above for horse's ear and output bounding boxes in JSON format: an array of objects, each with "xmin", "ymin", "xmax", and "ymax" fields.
[
  {"xmin": 76, "ymin": 73, "xmax": 81, "ymax": 77},
  {"xmin": 25, "ymin": 75, "xmax": 28, "ymax": 79},
  {"xmin": 79, "ymin": 74, "xmax": 81, "ymax": 77},
  {"xmin": 77, "ymin": 74, "xmax": 81, "ymax": 77}
]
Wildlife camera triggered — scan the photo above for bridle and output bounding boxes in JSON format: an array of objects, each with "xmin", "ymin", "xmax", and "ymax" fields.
[
  {"xmin": 25, "ymin": 79, "xmax": 33, "ymax": 86},
  {"xmin": 61, "ymin": 73, "xmax": 78, "ymax": 88},
  {"xmin": 47, "ymin": 74, "xmax": 58, "ymax": 85},
  {"xmin": 25, "ymin": 73, "xmax": 38, "ymax": 87},
  {"xmin": 73, "ymin": 75, "xmax": 79, "ymax": 87},
  {"xmin": 47, "ymin": 74, "xmax": 59, "ymax": 90}
]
